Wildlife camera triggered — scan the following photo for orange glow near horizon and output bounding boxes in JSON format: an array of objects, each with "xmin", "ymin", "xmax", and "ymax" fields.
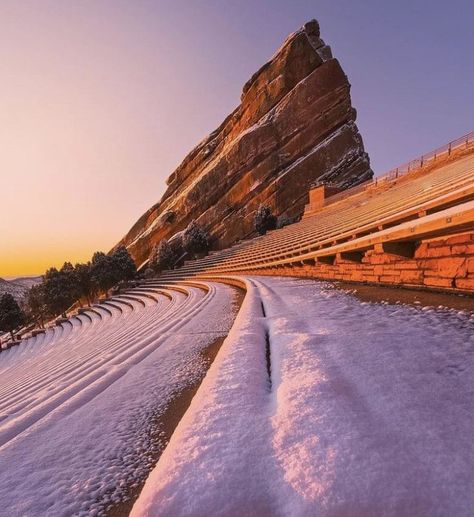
[
  {"xmin": 0, "ymin": 241, "xmax": 108, "ymax": 278},
  {"xmin": 0, "ymin": 2, "xmax": 239, "ymax": 277}
]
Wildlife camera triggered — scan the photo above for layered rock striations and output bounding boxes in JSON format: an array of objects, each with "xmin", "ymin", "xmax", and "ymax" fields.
[{"xmin": 118, "ymin": 19, "xmax": 373, "ymax": 266}]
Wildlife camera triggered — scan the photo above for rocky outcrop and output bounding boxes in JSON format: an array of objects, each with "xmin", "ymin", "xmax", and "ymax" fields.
[{"xmin": 117, "ymin": 19, "xmax": 373, "ymax": 266}]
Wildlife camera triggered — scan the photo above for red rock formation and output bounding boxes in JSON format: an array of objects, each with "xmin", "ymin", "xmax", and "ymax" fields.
[{"xmin": 117, "ymin": 19, "xmax": 372, "ymax": 266}]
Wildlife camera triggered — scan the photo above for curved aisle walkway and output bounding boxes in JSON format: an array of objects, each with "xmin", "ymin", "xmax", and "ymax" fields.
[
  {"xmin": 0, "ymin": 281, "xmax": 239, "ymax": 517},
  {"xmin": 133, "ymin": 276, "xmax": 474, "ymax": 517}
]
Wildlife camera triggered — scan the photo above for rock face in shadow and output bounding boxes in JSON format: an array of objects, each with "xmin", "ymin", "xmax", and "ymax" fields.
[{"xmin": 117, "ymin": 19, "xmax": 373, "ymax": 267}]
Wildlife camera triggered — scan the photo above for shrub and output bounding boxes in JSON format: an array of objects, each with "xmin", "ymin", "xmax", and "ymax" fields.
[
  {"xmin": 276, "ymin": 214, "xmax": 294, "ymax": 229},
  {"xmin": 254, "ymin": 204, "xmax": 277, "ymax": 235},
  {"xmin": 143, "ymin": 267, "xmax": 155, "ymax": 279}
]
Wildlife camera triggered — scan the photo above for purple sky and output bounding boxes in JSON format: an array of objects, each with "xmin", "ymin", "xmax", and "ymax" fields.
[{"xmin": 1, "ymin": 0, "xmax": 473, "ymax": 275}]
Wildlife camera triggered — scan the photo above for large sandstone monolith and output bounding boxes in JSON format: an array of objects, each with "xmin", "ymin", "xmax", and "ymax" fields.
[{"xmin": 117, "ymin": 19, "xmax": 372, "ymax": 266}]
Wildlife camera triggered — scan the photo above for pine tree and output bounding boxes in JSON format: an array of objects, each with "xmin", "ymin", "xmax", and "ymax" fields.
[
  {"xmin": 90, "ymin": 252, "xmax": 116, "ymax": 296},
  {"xmin": 183, "ymin": 221, "xmax": 209, "ymax": 256},
  {"xmin": 75, "ymin": 262, "xmax": 94, "ymax": 306},
  {"xmin": 111, "ymin": 246, "xmax": 137, "ymax": 281},
  {"xmin": 150, "ymin": 240, "xmax": 177, "ymax": 272},
  {"xmin": 0, "ymin": 293, "xmax": 26, "ymax": 341},
  {"xmin": 26, "ymin": 284, "xmax": 47, "ymax": 328},
  {"xmin": 43, "ymin": 263, "xmax": 79, "ymax": 317},
  {"xmin": 254, "ymin": 204, "xmax": 277, "ymax": 235}
]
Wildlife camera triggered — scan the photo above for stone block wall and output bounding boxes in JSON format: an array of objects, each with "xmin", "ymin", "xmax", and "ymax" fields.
[{"xmin": 242, "ymin": 232, "xmax": 474, "ymax": 293}]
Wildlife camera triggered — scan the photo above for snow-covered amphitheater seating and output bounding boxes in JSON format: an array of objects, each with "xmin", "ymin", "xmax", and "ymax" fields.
[
  {"xmin": 0, "ymin": 282, "xmax": 217, "ymax": 446},
  {"xmin": 0, "ymin": 278, "xmax": 241, "ymax": 514}
]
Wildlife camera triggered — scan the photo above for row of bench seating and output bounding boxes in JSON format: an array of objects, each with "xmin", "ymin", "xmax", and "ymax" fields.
[
  {"xmin": 0, "ymin": 281, "xmax": 215, "ymax": 448},
  {"xmin": 156, "ymin": 151, "xmax": 474, "ymax": 279}
]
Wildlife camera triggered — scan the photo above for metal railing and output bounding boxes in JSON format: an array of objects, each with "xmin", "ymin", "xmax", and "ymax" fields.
[
  {"xmin": 376, "ymin": 130, "xmax": 474, "ymax": 184},
  {"xmin": 322, "ymin": 130, "xmax": 474, "ymax": 207}
]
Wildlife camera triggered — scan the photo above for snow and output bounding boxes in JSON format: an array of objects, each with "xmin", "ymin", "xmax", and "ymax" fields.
[
  {"xmin": 133, "ymin": 276, "xmax": 474, "ymax": 517},
  {"xmin": 1, "ymin": 275, "xmax": 473, "ymax": 516},
  {"xmin": 0, "ymin": 282, "xmax": 237, "ymax": 516},
  {"xmin": 249, "ymin": 179, "xmax": 262, "ymax": 192},
  {"xmin": 0, "ymin": 275, "xmax": 40, "ymax": 301}
]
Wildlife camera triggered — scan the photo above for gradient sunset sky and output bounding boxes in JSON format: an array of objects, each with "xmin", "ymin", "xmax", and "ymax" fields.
[{"xmin": 1, "ymin": 0, "xmax": 473, "ymax": 277}]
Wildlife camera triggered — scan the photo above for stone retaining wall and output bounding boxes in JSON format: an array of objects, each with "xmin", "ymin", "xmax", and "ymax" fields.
[{"xmin": 242, "ymin": 232, "xmax": 474, "ymax": 293}]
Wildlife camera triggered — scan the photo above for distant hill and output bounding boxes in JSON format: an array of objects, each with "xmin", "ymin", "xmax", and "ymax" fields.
[{"xmin": 0, "ymin": 276, "xmax": 41, "ymax": 301}]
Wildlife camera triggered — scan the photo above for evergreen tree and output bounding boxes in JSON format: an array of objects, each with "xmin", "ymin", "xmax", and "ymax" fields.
[
  {"xmin": 43, "ymin": 262, "xmax": 78, "ymax": 317},
  {"xmin": 169, "ymin": 234, "xmax": 185, "ymax": 263},
  {"xmin": 90, "ymin": 252, "xmax": 116, "ymax": 296},
  {"xmin": 26, "ymin": 284, "xmax": 47, "ymax": 328},
  {"xmin": 75, "ymin": 262, "xmax": 94, "ymax": 306},
  {"xmin": 111, "ymin": 246, "xmax": 137, "ymax": 281},
  {"xmin": 150, "ymin": 239, "xmax": 177, "ymax": 272},
  {"xmin": 0, "ymin": 293, "xmax": 26, "ymax": 341},
  {"xmin": 254, "ymin": 204, "xmax": 277, "ymax": 235},
  {"xmin": 182, "ymin": 221, "xmax": 209, "ymax": 256}
]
